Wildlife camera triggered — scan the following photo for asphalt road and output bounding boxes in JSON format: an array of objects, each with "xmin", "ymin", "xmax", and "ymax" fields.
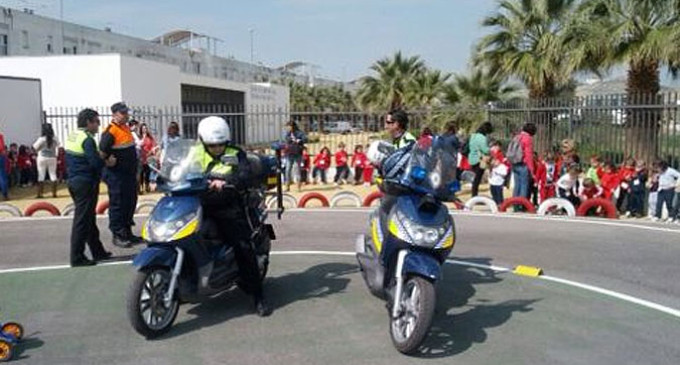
[{"xmin": 0, "ymin": 210, "xmax": 679, "ymax": 364}]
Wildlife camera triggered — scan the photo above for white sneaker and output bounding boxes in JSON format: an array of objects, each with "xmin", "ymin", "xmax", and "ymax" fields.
[
  {"xmin": 625, "ymin": 211, "xmax": 631, "ymax": 218},
  {"xmin": 652, "ymin": 217, "xmax": 660, "ymax": 222}
]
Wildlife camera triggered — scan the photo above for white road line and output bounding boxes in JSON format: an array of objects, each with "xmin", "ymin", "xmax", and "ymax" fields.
[{"xmin": 1, "ymin": 250, "xmax": 677, "ymax": 319}]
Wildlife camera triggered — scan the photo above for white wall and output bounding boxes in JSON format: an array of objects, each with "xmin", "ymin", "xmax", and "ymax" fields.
[
  {"xmin": 0, "ymin": 54, "xmax": 123, "ymax": 108},
  {"xmin": 120, "ymin": 56, "xmax": 181, "ymax": 108},
  {"xmin": 0, "ymin": 77, "xmax": 42, "ymax": 145}
]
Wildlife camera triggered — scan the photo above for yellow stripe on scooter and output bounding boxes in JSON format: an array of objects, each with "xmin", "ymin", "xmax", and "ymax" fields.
[
  {"xmin": 371, "ymin": 218, "xmax": 382, "ymax": 253},
  {"xmin": 172, "ymin": 218, "xmax": 199, "ymax": 241}
]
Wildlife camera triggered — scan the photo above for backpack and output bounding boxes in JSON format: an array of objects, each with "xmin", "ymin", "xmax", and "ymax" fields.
[{"xmin": 506, "ymin": 135, "xmax": 524, "ymax": 164}]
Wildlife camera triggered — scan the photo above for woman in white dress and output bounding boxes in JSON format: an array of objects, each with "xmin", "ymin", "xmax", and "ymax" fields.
[{"xmin": 32, "ymin": 123, "xmax": 60, "ymax": 198}]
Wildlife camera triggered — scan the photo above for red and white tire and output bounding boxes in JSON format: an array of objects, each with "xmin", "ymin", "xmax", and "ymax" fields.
[
  {"xmin": 463, "ymin": 196, "xmax": 499, "ymax": 213},
  {"xmin": 135, "ymin": 199, "xmax": 157, "ymax": 214},
  {"xmin": 330, "ymin": 191, "xmax": 362, "ymax": 208},
  {"xmin": 0, "ymin": 203, "xmax": 22, "ymax": 217},
  {"xmin": 362, "ymin": 191, "xmax": 384, "ymax": 207},
  {"xmin": 576, "ymin": 198, "xmax": 618, "ymax": 219},
  {"xmin": 498, "ymin": 197, "xmax": 536, "ymax": 213},
  {"xmin": 61, "ymin": 203, "xmax": 76, "ymax": 216},
  {"xmin": 24, "ymin": 201, "xmax": 61, "ymax": 217},
  {"xmin": 537, "ymin": 198, "xmax": 576, "ymax": 217},
  {"xmin": 266, "ymin": 194, "xmax": 298, "ymax": 209},
  {"xmin": 297, "ymin": 192, "xmax": 330, "ymax": 208}
]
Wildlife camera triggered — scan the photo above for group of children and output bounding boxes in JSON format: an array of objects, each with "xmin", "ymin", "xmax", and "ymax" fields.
[
  {"xmin": 485, "ymin": 144, "xmax": 680, "ymax": 221},
  {"xmin": 3, "ymin": 143, "xmax": 66, "ymax": 190},
  {"xmin": 290, "ymin": 142, "xmax": 375, "ymax": 187}
]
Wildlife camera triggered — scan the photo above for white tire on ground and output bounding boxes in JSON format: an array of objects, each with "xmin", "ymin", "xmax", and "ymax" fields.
[
  {"xmin": 463, "ymin": 196, "xmax": 499, "ymax": 213},
  {"xmin": 0, "ymin": 203, "xmax": 22, "ymax": 217},
  {"xmin": 61, "ymin": 203, "xmax": 76, "ymax": 216},
  {"xmin": 266, "ymin": 194, "xmax": 298, "ymax": 209},
  {"xmin": 135, "ymin": 199, "xmax": 158, "ymax": 214},
  {"xmin": 537, "ymin": 198, "xmax": 576, "ymax": 217},
  {"xmin": 330, "ymin": 191, "xmax": 362, "ymax": 208}
]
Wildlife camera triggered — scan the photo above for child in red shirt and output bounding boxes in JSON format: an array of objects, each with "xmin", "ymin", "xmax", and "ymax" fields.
[
  {"xmin": 578, "ymin": 178, "xmax": 603, "ymax": 201},
  {"xmin": 616, "ymin": 157, "xmax": 636, "ymax": 212},
  {"xmin": 362, "ymin": 143, "xmax": 374, "ymax": 186},
  {"xmin": 17, "ymin": 145, "xmax": 34, "ymax": 187},
  {"xmin": 351, "ymin": 145, "xmax": 368, "ymax": 185},
  {"xmin": 334, "ymin": 142, "xmax": 349, "ymax": 185},
  {"xmin": 312, "ymin": 146, "xmax": 331, "ymax": 184},
  {"xmin": 57, "ymin": 147, "xmax": 66, "ymax": 182},
  {"xmin": 599, "ymin": 161, "xmax": 621, "ymax": 200},
  {"xmin": 300, "ymin": 147, "xmax": 310, "ymax": 185}
]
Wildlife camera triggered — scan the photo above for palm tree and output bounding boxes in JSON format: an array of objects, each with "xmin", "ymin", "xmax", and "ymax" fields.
[
  {"xmin": 406, "ymin": 69, "xmax": 451, "ymax": 109},
  {"xmin": 575, "ymin": 0, "xmax": 680, "ymax": 161},
  {"xmin": 475, "ymin": 0, "xmax": 585, "ymax": 100},
  {"xmin": 454, "ymin": 68, "xmax": 518, "ymax": 105},
  {"xmin": 357, "ymin": 51, "xmax": 426, "ymax": 111}
]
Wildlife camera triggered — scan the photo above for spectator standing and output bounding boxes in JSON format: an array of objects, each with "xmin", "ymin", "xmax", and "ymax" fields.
[
  {"xmin": 300, "ymin": 147, "xmax": 310, "ymax": 185},
  {"xmin": 351, "ymin": 145, "xmax": 368, "ymax": 185},
  {"xmin": 627, "ymin": 161, "xmax": 647, "ymax": 218},
  {"xmin": 137, "ymin": 123, "xmax": 157, "ymax": 194},
  {"xmin": 33, "ymin": 123, "xmax": 60, "ymax": 198},
  {"xmin": 334, "ymin": 142, "xmax": 349, "ymax": 185},
  {"xmin": 647, "ymin": 172, "xmax": 660, "ymax": 218},
  {"xmin": 280, "ymin": 121, "xmax": 307, "ymax": 192},
  {"xmin": 617, "ymin": 158, "xmax": 636, "ymax": 213},
  {"xmin": 509, "ymin": 122, "xmax": 537, "ymax": 199},
  {"xmin": 652, "ymin": 160, "xmax": 680, "ymax": 222},
  {"xmin": 0, "ymin": 131, "xmax": 7, "ymax": 200},
  {"xmin": 362, "ymin": 143, "xmax": 375, "ymax": 187},
  {"xmin": 468, "ymin": 122, "xmax": 492, "ymax": 197},
  {"xmin": 8, "ymin": 143, "xmax": 18, "ymax": 188},
  {"xmin": 17, "ymin": 145, "xmax": 34, "ymax": 187},
  {"xmin": 65, "ymin": 109, "xmax": 114, "ymax": 266},
  {"xmin": 586, "ymin": 155, "xmax": 603, "ymax": 186},
  {"xmin": 161, "ymin": 121, "xmax": 181, "ymax": 152},
  {"xmin": 489, "ymin": 157, "xmax": 508, "ymax": 205},
  {"xmin": 100, "ymin": 102, "xmax": 139, "ymax": 248},
  {"xmin": 312, "ymin": 146, "xmax": 331, "ymax": 184},
  {"xmin": 600, "ymin": 161, "xmax": 621, "ymax": 200}
]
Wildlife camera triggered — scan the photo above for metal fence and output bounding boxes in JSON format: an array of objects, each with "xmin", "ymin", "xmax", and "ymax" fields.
[{"xmin": 486, "ymin": 93, "xmax": 680, "ymax": 166}]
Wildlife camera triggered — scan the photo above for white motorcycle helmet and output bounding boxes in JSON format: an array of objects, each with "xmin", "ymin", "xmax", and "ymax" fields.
[
  {"xmin": 197, "ymin": 116, "xmax": 231, "ymax": 145},
  {"xmin": 367, "ymin": 140, "xmax": 397, "ymax": 168}
]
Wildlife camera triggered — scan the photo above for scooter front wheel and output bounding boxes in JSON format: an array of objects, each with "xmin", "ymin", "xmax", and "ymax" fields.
[
  {"xmin": 127, "ymin": 268, "xmax": 180, "ymax": 339},
  {"xmin": 389, "ymin": 276, "xmax": 436, "ymax": 354},
  {"xmin": 1, "ymin": 322, "xmax": 23, "ymax": 340},
  {"xmin": 0, "ymin": 339, "xmax": 13, "ymax": 362}
]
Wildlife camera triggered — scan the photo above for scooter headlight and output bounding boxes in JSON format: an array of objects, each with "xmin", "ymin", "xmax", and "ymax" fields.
[
  {"xmin": 145, "ymin": 212, "xmax": 198, "ymax": 242},
  {"xmin": 390, "ymin": 210, "xmax": 448, "ymax": 247}
]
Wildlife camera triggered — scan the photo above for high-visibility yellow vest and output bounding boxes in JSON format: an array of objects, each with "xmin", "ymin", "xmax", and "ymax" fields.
[
  {"xmin": 65, "ymin": 129, "xmax": 95, "ymax": 156},
  {"xmin": 191, "ymin": 143, "xmax": 239, "ymax": 176}
]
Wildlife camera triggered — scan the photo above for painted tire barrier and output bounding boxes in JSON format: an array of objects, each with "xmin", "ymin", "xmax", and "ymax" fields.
[
  {"xmin": 266, "ymin": 194, "xmax": 298, "ymax": 209},
  {"xmin": 452, "ymin": 199, "xmax": 465, "ymax": 210},
  {"xmin": 362, "ymin": 191, "xmax": 384, "ymax": 207},
  {"xmin": 96, "ymin": 200, "xmax": 110, "ymax": 215},
  {"xmin": 23, "ymin": 201, "xmax": 61, "ymax": 217},
  {"xmin": 463, "ymin": 196, "xmax": 499, "ymax": 213},
  {"xmin": 297, "ymin": 192, "xmax": 330, "ymax": 208},
  {"xmin": 330, "ymin": 191, "xmax": 362, "ymax": 208},
  {"xmin": 135, "ymin": 199, "xmax": 157, "ymax": 214},
  {"xmin": 576, "ymin": 198, "xmax": 618, "ymax": 219},
  {"xmin": 498, "ymin": 197, "xmax": 536, "ymax": 214},
  {"xmin": 61, "ymin": 203, "xmax": 76, "ymax": 216},
  {"xmin": 0, "ymin": 203, "xmax": 23, "ymax": 217},
  {"xmin": 537, "ymin": 198, "xmax": 576, "ymax": 217}
]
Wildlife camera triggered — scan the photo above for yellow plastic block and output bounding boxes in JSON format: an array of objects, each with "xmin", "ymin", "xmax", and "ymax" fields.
[{"xmin": 513, "ymin": 265, "xmax": 543, "ymax": 277}]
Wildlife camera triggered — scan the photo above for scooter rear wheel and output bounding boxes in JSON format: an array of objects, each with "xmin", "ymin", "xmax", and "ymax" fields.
[
  {"xmin": 389, "ymin": 276, "xmax": 436, "ymax": 354},
  {"xmin": 0, "ymin": 322, "xmax": 23, "ymax": 340},
  {"xmin": 0, "ymin": 340, "xmax": 13, "ymax": 362},
  {"xmin": 127, "ymin": 268, "xmax": 179, "ymax": 339}
]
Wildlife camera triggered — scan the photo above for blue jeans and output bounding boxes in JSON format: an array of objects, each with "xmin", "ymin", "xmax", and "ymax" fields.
[
  {"xmin": 284, "ymin": 154, "xmax": 301, "ymax": 184},
  {"xmin": 490, "ymin": 185, "xmax": 504, "ymax": 205},
  {"xmin": 0, "ymin": 155, "xmax": 8, "ymax": 198},
  {"xmin": 512, "ymin": 164, "xmax": 529, "ymax": 199},
  {"xmin": 656, "ymin": 189, "xmax": 675, "ymax": 219}
]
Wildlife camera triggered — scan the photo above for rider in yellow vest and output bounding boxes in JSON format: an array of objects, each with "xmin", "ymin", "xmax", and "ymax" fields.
[
  {"xmin": 195, "ymin": 116, "xmax": 272, "ymax": 317},
  {"xmin": 99, "ymin": 102, "xmax": 139, "ymax": 248},
  {"xmin": 385, "ymin": 109, "xmax": 416, "ymax": 149}
]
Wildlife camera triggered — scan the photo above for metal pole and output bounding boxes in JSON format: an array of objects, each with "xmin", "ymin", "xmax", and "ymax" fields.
[{"xmin": 249, "ymin": 28, "xmax": 254, "ymax": 63}]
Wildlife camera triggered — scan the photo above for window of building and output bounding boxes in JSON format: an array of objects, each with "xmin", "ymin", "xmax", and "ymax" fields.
[
  {"xmin": 0, "ymin": 34, "xmax": 7, "ymax": 55},
  {"xmin": 72, "ymin": 46, "xmax": 77, "ymax": 54},
  {"xmin": 21, "ymin": 30, "xmax": 29, "ymax": 49},
  {"xmin": 47, "ymin": 36, "xmax": 53, "ymax": 53}
]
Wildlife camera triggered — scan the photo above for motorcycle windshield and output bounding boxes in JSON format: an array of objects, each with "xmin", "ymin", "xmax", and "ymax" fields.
[
  {"xmin": 159, "ymin": 139, "xmax": 204, "ymax": 190},
  {"xmin": 401, "ymin": 135, "xmax": 459, "ymax": 199}
]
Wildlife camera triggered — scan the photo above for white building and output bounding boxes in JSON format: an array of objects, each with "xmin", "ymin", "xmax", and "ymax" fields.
[
  {"xmin": 0, "ymin": 54, "xmax": 290, "ymax": 145},
  {"xmin": 0, "ymin": 6, "xmax": 342, "ymax": 87}
]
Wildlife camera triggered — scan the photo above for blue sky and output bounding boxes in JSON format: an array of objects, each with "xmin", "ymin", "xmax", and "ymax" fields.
[{"xmin": 4, "ymin": 0, "xmax": 498, "ymax": 81}]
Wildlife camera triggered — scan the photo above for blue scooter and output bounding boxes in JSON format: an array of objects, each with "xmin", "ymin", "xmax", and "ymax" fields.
[
  {"xmin": 0, "ymin": 320, "xmax": 24, "ymax": 362},
  {"xmin": 356, "ymin": 136, "xmax": 459, "ymax": 354},
  {"xmin": 126, "ymin": 140, "xmax": 282, "ymax": 338}
]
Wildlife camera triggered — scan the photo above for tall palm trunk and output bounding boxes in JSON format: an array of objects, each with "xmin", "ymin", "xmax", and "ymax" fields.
[{"xmin": 626, "ymin": 58, "xmax": 660, "ymax": 164}]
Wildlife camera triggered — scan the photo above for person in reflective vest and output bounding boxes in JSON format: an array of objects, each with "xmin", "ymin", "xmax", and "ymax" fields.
[
  {"xmin": 195, "ymin": 116, "xmax": 272, "ymax": 317},
  {"xmin": 65, "ymin": 109, "xmax": 116, "ymax": 266},
  {"xmin": 385, "ymin": 109, "xmax": 416, "ymax": 149},
  {"xmin": 99, "ymin": 102, "xmax": 139, "ymax": 248}
]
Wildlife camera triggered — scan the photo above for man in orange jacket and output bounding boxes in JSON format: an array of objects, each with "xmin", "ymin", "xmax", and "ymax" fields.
[{"xmin": 99, "ymin": 102, "xmax": 139, "ymax": 248}]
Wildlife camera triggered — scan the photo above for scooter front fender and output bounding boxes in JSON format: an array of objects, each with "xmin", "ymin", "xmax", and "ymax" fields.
[
  {"xmin": 402, "ymin": 252, "xmax": 441, "ymax": 282},
  {"xmin": 132, "ymin": 246, "xmax": 177, "ymax": 271}
]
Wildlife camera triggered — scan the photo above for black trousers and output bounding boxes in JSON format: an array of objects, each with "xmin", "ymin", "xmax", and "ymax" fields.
[
  {"xmin": 334, "ymin": 166, "xmax": 349, "ymax": 182},
  {"xmin": 68, "ymin": 178, "xmax": 108, "ymax": 262},
  {"xmin": 471, "ymin": 164, "xmax": 484, "ymax": 197},
  {"xmin": 104, "ymin": 170, "xmax": 138, "ymax": 238},
  {"xmin": 204, "ymin": 206, "xmax": 263, "ymax": 298}
]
